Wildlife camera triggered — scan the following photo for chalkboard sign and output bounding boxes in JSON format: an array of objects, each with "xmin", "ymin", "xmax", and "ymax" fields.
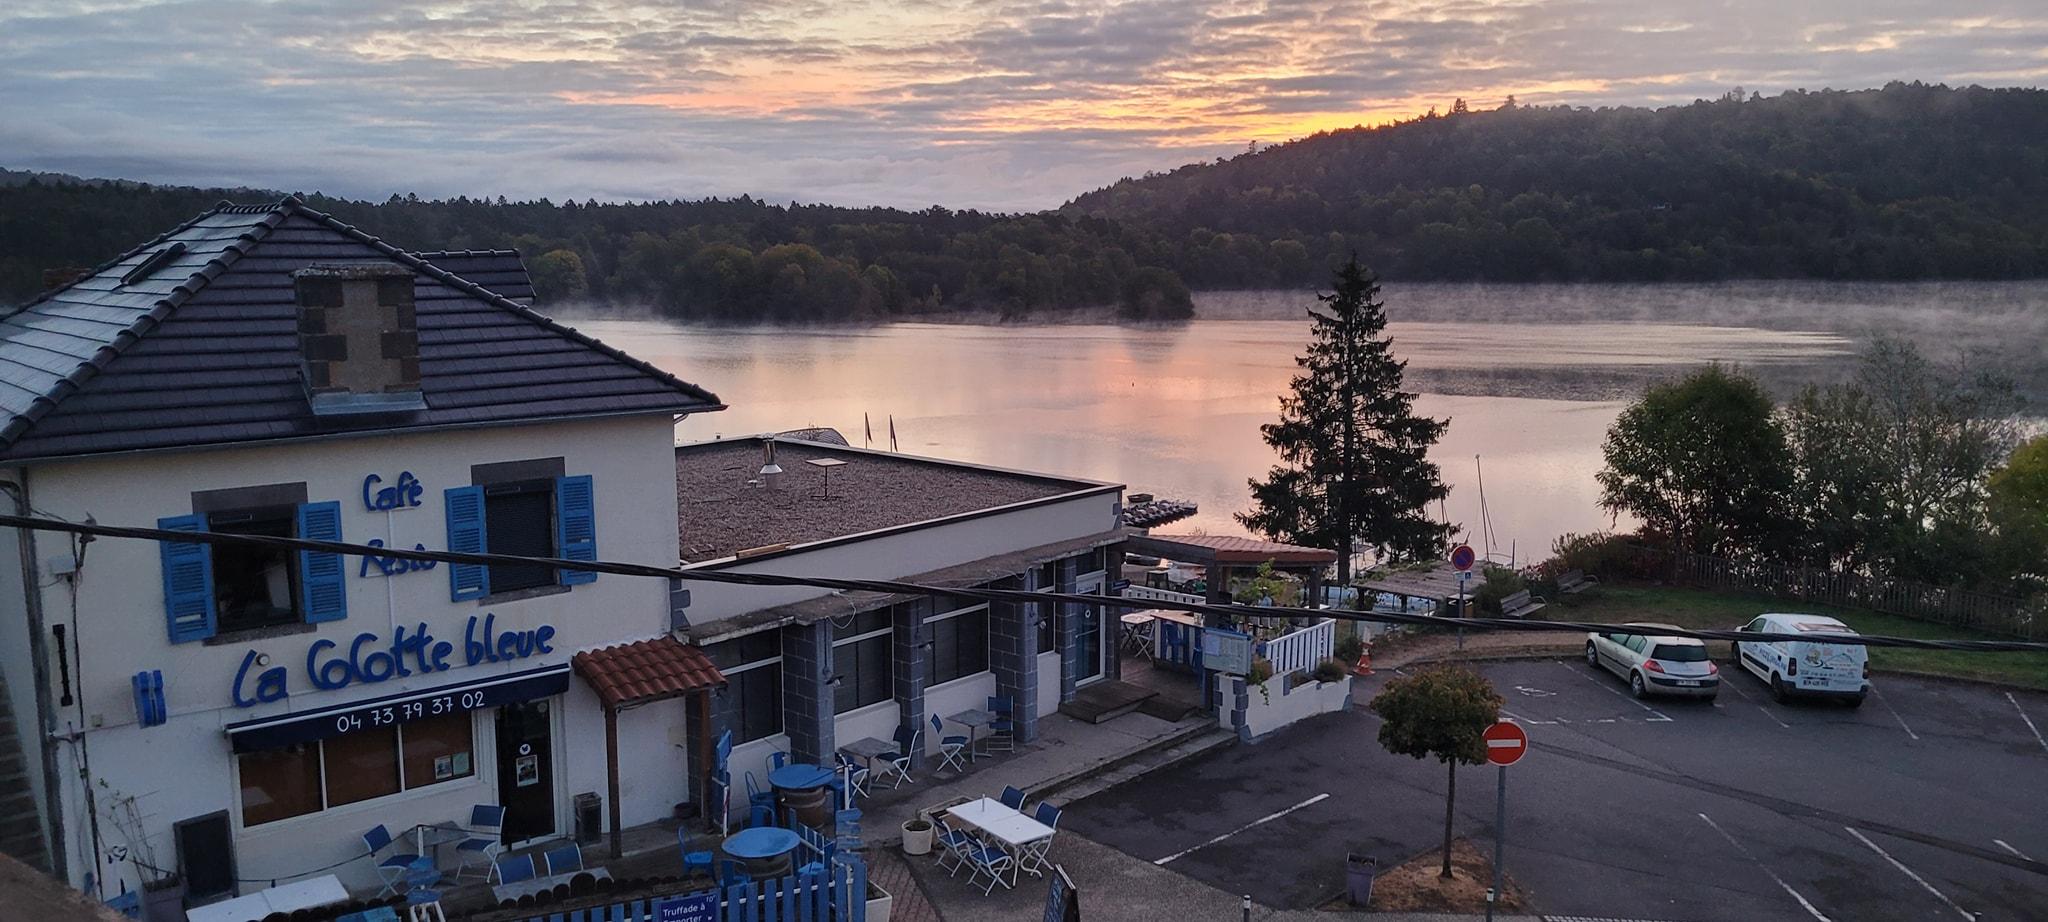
[
  {"xmin": 174, "ymin": 811, "xmax": 236, "ymax": 901},
  {"xmin": 1200, "ymin": 628, "xmax": 1253, "ymax": 675},
  {"xmin": 652, "ymin": 890, "xmax": 717, "ymax": 922},
  {"xmin": 1044, "ymin": 864, "xmax": 1079, "ymax": 922}
]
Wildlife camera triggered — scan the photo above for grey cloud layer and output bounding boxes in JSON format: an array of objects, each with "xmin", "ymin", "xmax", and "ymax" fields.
[{"xmin": 2, "ymin": 0, "xmax": 2044, "ymax": 210}]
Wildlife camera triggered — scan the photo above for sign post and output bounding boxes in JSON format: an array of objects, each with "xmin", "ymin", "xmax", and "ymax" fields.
[
  {"xmin": 1450, "ymin": 545, "xmax": 1476, "ymax": 650},
  {"xmin": 1481, "ymin": 720, "xmax": 1527, "ymax": 922}
]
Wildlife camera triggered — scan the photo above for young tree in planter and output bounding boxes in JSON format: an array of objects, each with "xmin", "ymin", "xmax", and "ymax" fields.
[
  {"xmin": 1369, "ymin": 665, "xmax": 1503, "ymax": 878},
  {"xmin": 1239, "ymin": 258, "xmax": 1451, "ymax": 587}
]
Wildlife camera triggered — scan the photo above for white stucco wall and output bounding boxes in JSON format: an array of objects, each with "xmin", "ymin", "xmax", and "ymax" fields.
[
  {"xmin": 1221, "ymin": 674, "xmax": 1354, "ymax": 740},
  {"xmin": 18, "ymin": 413, "xmax": 686, "ymax": 893},
  {"xmin": 1034, "ymin": 651, "xmax": 1060, "ymax": 719}
]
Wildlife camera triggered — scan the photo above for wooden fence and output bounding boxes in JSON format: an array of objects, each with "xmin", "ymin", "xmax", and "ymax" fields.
[
  {"xmin": 1665, "ymin": 550, "xmax": 2043, "ymax": 640},
  {"xmin": 515, "ymin": 856, "xmax": 868, "ymax": 922}
]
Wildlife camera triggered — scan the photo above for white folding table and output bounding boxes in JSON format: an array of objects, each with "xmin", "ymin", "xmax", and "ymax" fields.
[
  {"xmin": 945, "ymin": 796, "xmax": 1055, "ymax": 885},
  {"xmin": 185, "ymin": 875, "xmax": 350, "ymax": 922}
]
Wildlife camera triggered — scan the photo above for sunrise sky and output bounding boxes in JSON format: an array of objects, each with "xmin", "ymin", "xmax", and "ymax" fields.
[{"xmin": 3, "ymin": 0, "xmax": 2046, "ymax": 210}]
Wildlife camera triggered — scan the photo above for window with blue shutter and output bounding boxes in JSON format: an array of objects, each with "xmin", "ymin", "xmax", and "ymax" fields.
[
  {"xmin": 295, "ymin": 501, "xmax": 347, "ymax": 622},
  {"xmin": 445, "ymin": 485, "xmax": 489, "ymax": 601},
  {"xmin": 555, "ymin": 474, "xmax": 597, "ymax": 586},
  {"xmin": 158, "ymin": 514, "xmax": 216, "ymax": 643}
]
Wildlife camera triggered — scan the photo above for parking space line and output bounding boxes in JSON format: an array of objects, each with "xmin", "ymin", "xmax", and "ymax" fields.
[
  {"xmin": 1993, "ymin": 839, "xmax": 2032, "ymax": 861},
  {"xmin": 1845, "ymin": 827, "xmax": 1974, "ymax": 920},
  {"xmin": 1153, "ymin": 792, "xmax": 1329, "ymax": 866},
  {"xmin": 1561, "ymin": 661, "xmax": 1673, "ymax": 721},
  {"xmin": 2008, "ymin": 693, "xmax": 2047, "ymax": 754},
  {"xmin": 1872, "ymin": 689, "xmax": 1920, "ymax": 741},
  {"xmin": 1500, "ymin": 709, "xmax": 1559, "ymax": 726},
  {"xmin": 1697, "ymin": 813, "xmax": 1833, "ymax": 921},
  {"xmin": 1755, "ymin": 705, "xmax": 1791, "ymax": 729}
]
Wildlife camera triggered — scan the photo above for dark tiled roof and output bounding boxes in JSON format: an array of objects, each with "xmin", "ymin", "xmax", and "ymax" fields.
[
  {"xmin": 572, "ymin": 636, "xmax": 725, "ymax": 709},
  {"xmin": 0, "ymin": 198, "xmax": 722, "ymax": 462},
  {"xmin": 675, "ymin": 436, "xmax": 1118, "ymax": 564},
  {"xmin": 411, "ymin": 250, "xmax": 535, "ymax": 304},
  {"xmin": 1128, "ymin": 533, "xmax": 1337, "ymax": 565}
]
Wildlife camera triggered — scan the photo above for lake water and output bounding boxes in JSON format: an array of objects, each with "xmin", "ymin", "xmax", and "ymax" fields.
[{"xmin": 566, "ymin": 290, "xmax": 1895, "ymax": 565}]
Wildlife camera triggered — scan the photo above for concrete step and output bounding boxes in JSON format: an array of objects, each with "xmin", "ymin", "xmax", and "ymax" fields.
[
  {"xmin": 1058, "ymin": 680, "xmax": 1156, "ymax": 724},
  {"xmin": 1027, "ymin": 720, "xmax": 1232, "ymax": 805}
]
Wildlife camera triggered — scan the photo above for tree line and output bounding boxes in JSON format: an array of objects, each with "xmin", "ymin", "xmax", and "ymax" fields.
[
  {"xmin": 1595, "ymin": 342, "xmax": 2044, "ymax": 599},
  {"xmin": 1066, "ymin": 82, "xmax": 2048, "ymax": 286}
]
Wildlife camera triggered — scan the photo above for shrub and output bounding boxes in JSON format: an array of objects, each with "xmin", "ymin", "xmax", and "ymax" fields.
[
  {"xmin": 1471, "ymin": 565, "xmax": 1526, "ymax": 615},
  {"xmin": 1312, "ymin": 657, "xmax": 1350, "ymax": 683},
  {"xmin": 1540, "ymin": 530, "xmax": 1659, "ymax": 581},
  {"xmin": 1334, "ymin": 633, "xmax": 1365, "ymax": 664}
]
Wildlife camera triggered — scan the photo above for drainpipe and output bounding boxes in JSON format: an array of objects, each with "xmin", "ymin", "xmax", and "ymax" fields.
[{"xmin": 1, "ymin": 474, "xmax": 66, "ymax": 883}]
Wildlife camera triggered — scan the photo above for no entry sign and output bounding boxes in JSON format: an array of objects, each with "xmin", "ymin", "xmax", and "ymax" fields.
[
  {"xmin": 1450, "ymin": 544, "xmax": 1477, "ymax": 572},
  {"xmin": 1483, "ymin": 720, "xmax": 1528, "ymax": 766}
]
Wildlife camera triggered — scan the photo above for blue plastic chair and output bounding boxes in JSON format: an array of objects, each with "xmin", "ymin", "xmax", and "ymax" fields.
[
  {"xmin": 403, "ymin": 856, "xmax": 443, "ymax": 918},
  {"xmin": 769, "ymin": 750, "xmax": 790, "ymax": 771},
  {"xmin": 748, "ymin": 802, "xmax": 776, "ymax": 828},
  {"xmin": 879, "ymin": 726, "xmax": 920, "ymax": 789},
  {"xmin": 986, "ymin": 695, "xmax": 1017, "ymax": 753},
  {"xmin": 964, "ymin": 841, "xmax": 1015, "ymax": 894},
  {"xmin": 493, "ymin": 853, "xmax": 536, "ymax": 885},
  {"xmin": 931, "ymin": 714, "xmax": 970, "ymax": 771},
  {"xmin": 933, "ymin": 818, "xmax": 978, "ymax": 877},
  {"xmin": 999, "ymin": 785, "xmax": 1026, "ymax": 811},
  {"xmin": 745, "ymin": 771, "xmax": 777, "ymax": 812},
  {"xmin": 682, "ymin": 848, "xmax": 716, "ymax": 877},
  {"xmin": 543, "ymin": 842, "xmax": 582, "ymax": 876},
  {"xmin": 1033, "ymin": 801, "xmax": 1062, "ymax": 829},
  {"xmin": 454, "ymin": 804, "xmax": 506, "ymax": 881},
  {"xmin": 361, "ymin": 824, "xmax": 422, "ymax": 897},
  {"xmin": 102, "ymin": 886, "xmax": 141, "ymax": 919}
]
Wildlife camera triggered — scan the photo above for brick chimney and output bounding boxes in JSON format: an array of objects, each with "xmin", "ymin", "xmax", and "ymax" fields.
[{"xmin": 292, "ymin": 263, "xmax": 425, "ymax": 415}]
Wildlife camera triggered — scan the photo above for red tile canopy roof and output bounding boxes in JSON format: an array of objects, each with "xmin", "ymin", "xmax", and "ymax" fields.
[
  {"xmin": 573, "ymin": 636, "xmax": 725, "ymax": 710},
  {"xmin": 1131, "ymin": 533, "xmax": 1339, "ymax": 566}
]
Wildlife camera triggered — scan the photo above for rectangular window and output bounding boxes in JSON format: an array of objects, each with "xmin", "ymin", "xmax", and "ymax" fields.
[
  {"xmin": 238, "ymin": 745, "xmax": 322, "ymax": 826},
  {"xmin": 707, "ymin": 633, "xmax": 783, "ymax": 744},
  {"xmin": 237, "ymin": 715, "xmax": 476, "ymax": 827},
  {"xmin": 208, "ymin": 506, "xmax": 300, "ymax": 634},
  {"xmin": 1035, "ymin": 596, "xmax": 1058, "ymax": 653},
  {"xmin": 929, "ymin": 605, "xmax": 989, "ymax": 685},
  {"xmin": 323, "ymin": 727, "xmax": 401, "ymax": 807},
  {"xmin": 484, "ymin": 481, "xmax": 557, "ymax": 593},
  {"xmin": 401, "ymin": 711, "xmax": 476, "ymax": 790},
  {"xmin": 1071, "ymin": 548, "xmax": 1104, "ymax": 576},
  {"xmin": 832, "ymin": 611, "xmax": 893, "ymax": 714}
]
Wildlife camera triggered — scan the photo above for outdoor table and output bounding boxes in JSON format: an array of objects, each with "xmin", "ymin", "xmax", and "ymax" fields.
[
  {"xmin": 945, "ymin": 796, "xmax": 1054, "ymax": 886},
  {"xmin": 839, "ymin": 736, "xmax": 896, "ymax": 771},
  {"xmin": 1120, "ymin": 611, "xmax": 1158, "ymax": 659},
  {"xmin": 946, "ymin": 708, "xmax": 996, "ymax": 760},
  {"xmin": 490, "ymin": 867, "xmax": 611, "ymax": 904},
  {"xmin": 412, "ymin": 822, "xmax": 470, "ymax": 870},
  {"xmin": 186, "ymin": 874, "xmax": 349, "ymax": 922},
  {"xmin": 722, "ymin": 827, "xmax": 802, "ymax": 880},
  {"xmin": 767, "ymin": 763, "xmax": 835, "ymax": 790}
]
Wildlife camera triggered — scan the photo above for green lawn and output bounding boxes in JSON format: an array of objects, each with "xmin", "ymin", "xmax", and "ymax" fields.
[{"xmin": 1557, "ymin": 583, "xmax": 2048, "ymax": 690}]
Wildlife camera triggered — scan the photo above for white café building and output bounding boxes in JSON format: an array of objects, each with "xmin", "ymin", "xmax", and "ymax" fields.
[{"xmin": 0, "ymin": 199, "xmax": 725, "ymax": 903}]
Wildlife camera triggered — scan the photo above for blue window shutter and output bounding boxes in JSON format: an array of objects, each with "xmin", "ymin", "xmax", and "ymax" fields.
[
  {"xmin": 157, "ymin": 514, "xmax": 215, "ymax": 643},
  {"xmin": 295, "ymin": 501, "xmax": 347, "ymax": 623},
  {"xmin": 555, "ymin": 474, "xmax": 597, "ymax": 585},
  {"xmin": 445, "ymin": 485, "xmax": 489, "ymax": 601}
]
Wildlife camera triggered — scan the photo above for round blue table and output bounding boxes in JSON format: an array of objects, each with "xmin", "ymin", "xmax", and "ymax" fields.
[
  {"xmin": 722, "ymin": 827, "xmax": 800, "ymax": 860},
  {"xmin": 768, "ymin": 763, "xmax": 835, "ymax": 790}
]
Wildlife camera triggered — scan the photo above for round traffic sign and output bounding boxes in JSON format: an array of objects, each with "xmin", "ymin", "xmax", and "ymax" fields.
[
  {"xmin": 1449, "ymin": 544, "xmax": 1477, "ymax": 572},
  {"xmin": 1483, "ymin": 720, "xmax": 1527, "ymax": 766}
]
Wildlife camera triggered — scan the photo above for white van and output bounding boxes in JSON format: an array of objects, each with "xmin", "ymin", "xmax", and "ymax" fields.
[{"xmin": 1733, "ymin": 613, "xmax": 1871, "ymax": 707}]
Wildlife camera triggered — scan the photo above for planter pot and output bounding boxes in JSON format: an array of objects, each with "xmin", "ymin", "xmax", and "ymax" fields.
[
  {"xmin": 900, "ymin": 821, "xmax": 933, "ymax": 856},
  {"xmin": 866, "ymin": 879, "xmax": 894, "ymax": 922},
  {"xmin": 141, "ymin": 876, "xmax": 186, "ymax": 922}
]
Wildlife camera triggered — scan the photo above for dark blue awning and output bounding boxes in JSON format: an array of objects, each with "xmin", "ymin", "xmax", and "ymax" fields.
[{"xmin": 226, "ymin": 663, "xmax": 570, "ymax": 753}]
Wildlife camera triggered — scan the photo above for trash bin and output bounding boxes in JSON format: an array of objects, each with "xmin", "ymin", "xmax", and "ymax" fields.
[
  {"xmin": 1346, "ymin": 853, "xmax": 1377, "ymax": 907},
  {"xmin": 574, "ymin": 792, "xmax": 602, "ymax": 844}
]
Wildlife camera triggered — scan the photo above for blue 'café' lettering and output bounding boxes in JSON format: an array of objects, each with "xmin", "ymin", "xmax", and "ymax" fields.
[
  {"xmin": 362, "ymin": 471, "xmax": 424, "ymax": 511},
  {"xmin": 234, "ymin": 617, "xmax": 555, "ymax": 706},
  {"xmin": 358, "ymin": 538, "xmax": 439, "ymax": 578}
]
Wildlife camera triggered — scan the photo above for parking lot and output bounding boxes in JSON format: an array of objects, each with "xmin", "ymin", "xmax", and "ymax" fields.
[{"xmin": 1066, "ymin": 659, "xmax": 2048, "ymax": 921}]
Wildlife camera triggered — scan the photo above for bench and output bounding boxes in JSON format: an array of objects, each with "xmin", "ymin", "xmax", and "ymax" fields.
[
  {"xmin": 1500, "ymin": 589, "xmax": 1547, "ymax": 619},
  {"xmin": 1556, "ymin": 569, "xmax": 1598, "ymax": 594}
]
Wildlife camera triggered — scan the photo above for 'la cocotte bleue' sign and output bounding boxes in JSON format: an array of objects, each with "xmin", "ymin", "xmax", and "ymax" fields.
[{"xmin": 231, "ymin": 614, "xmax": 555, "ymax": 708}]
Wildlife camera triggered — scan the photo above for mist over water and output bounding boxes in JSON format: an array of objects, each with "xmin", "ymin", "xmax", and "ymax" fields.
[{"xmin": 569, "ymin": 281, "xmax": 2043, "ymax": 563}]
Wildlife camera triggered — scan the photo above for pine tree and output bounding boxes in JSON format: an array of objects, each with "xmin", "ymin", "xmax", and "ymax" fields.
[{"xmin": 1238, "ymin": 258, "xmax": 1452, "ymax": 587}]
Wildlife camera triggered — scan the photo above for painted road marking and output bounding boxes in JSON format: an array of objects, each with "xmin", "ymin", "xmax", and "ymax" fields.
[
  {"xmin": 1514, "ymin": 685, "xmax": 1557, "ymax": 697},
  {"xmin": 1845, "ymin": 826, "xmax": 1974, "ymax": 920},
  {"xmin": 1562, "ymin": 661, "xmax": 1673, "ymax": 722},
  {"xmin": 1756, "ymin": 706, "xmax": 1792, "ymax": 730},
  {"xmin": 1993, "ymin": 839, "xmax": 2032, "ymax": 861},
  {"xmin": 1697, "ymin": 813, "xmax": 1833, "ymax": 921},
  {"xmin": 2008, "ymin": 693, "xmax": 2047, "ymax": 754},
  {"xmin": 1500, "ymin": 709, "xmax": 1558, "ymax": 726},
  {"xmin": 1872, "ymin": 689, "xmax": 1920, "ymax": 742},
  {"xmin": 1154, "ymin": 793, "xmax": 1330, "ymax": 866}
]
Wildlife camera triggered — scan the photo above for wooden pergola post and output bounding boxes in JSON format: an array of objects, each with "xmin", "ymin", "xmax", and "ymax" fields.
[{"xmin": 605, "ymin": 705, "xmax": 622, "ymax": 858}]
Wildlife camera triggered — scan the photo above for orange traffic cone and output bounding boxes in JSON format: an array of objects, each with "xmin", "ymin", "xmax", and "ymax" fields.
[{"xmin": 1353, "ymin": 642, "xmax": 1374, "ymax": 677}]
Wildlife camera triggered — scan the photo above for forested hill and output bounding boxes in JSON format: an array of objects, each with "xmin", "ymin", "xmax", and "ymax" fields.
[{"xmin": 1064, "ymin": 83, "xmax": 2048, "ymax": 285}]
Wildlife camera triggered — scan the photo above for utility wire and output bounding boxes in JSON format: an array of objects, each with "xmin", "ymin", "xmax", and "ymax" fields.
[{"xmin": 0, "ymin": 512, "xmax": 2042, "ymax": 653}]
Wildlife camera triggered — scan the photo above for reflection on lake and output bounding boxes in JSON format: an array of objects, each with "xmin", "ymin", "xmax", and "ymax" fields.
[{"xmin": 573, "ymin": 317, "xmax": 1854, "ymax": 564}]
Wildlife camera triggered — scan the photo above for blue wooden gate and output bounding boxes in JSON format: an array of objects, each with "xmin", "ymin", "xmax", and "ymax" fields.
[{"xmin": 517, "ymin": 855, "xmax": 867, "ymax": 922}]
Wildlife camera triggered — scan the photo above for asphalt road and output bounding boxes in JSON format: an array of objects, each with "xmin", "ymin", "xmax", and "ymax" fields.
[{"xmin": 1065, "ymin": 660, "xmax": 2048, "ymax": 921}]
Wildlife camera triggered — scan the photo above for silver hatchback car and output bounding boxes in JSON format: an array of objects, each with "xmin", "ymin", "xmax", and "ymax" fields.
[{"xmin": 1585, "ymin": 623, "xmax": 1720, "ymax": 699}]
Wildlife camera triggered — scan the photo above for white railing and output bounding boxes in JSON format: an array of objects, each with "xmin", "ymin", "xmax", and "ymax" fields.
[
  {"xmin": 1258, "ymin": 618, "xmax": 1335, "ymax": 676},
  {"xmin": 1120, "ymin": 585, "xmax": 1204, "ymax": 605}
]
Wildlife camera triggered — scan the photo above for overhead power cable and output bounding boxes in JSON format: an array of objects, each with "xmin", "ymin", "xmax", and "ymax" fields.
[{"xmin": 1, "ymin": 512, "xmax": 2042, "ymax": 653}]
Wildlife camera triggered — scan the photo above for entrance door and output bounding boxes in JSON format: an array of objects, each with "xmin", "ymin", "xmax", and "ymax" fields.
[
  {"xmin": 1075, "ymin": 576, "xmax": 1107, "ymax": 683},
  {"xmin": 495, "ymin": 700, "xmax": 556, "ymax": 843}
]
